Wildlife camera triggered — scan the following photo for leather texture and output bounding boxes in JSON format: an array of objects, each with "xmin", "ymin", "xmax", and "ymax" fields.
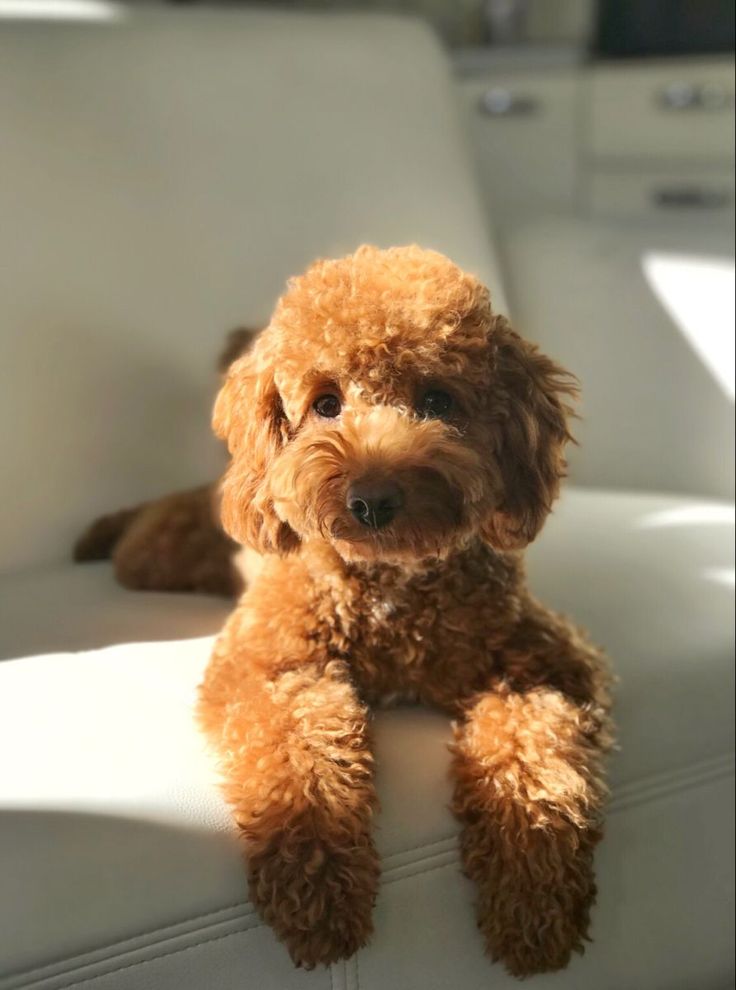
[
  {"xmin": 1, "ymin": 488, "xmax": 733, "ymax": 990},
  {"xmin": 0, "ymin": 563, "xmax": 228, "ymax": 663},
  {"xmin": 0, "ymin": 5, "xmax": 505, "ymax": 576}
]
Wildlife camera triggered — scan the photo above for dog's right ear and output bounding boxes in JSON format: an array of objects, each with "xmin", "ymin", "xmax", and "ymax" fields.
[
  {"xmin": 480, "ymin": 316, "xmax": 577, "ymax": 551},
  {"xmin": 213, "ymin": 342, "xmax": 298, "ymax": 554}
]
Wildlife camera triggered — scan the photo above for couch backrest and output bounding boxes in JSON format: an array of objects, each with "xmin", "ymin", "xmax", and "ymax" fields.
[{"xmin": 0, "ymin": 6, "xmax": 504, "ymax": 574}]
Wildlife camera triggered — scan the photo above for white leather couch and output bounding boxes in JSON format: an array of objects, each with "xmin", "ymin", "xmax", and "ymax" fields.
[{"xmin": 0, "ymin": 7, "xmax": 733, "ymax": 990}]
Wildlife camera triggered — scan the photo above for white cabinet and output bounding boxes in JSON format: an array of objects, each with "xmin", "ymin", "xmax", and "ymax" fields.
[
  {"xmin": 582, "ymin": 58, "xmax": 735, "ymax": 220},
  {"xmin": 587, "ymin": 60, "xmax": 735, "ymax": 162},
  {"xmin": 455, "ymin": 55, "xmax": 581, "ymax": 225},
  {"xmin": 586, "ymin": 166, "xmax": 735, "ymax": 220},
  {"xmin": 455, "ymin": 52, "xmax": 735, "ymax": 226}
]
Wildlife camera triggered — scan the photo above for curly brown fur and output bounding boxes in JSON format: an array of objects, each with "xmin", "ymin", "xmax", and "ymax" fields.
[
  {"xmin": 73, "ymin": 328, "xmax": 259, "ymax": 596},
  {"xmin": 75, "ymin": 484, "xmax": 241, "ymax": 596},
  {"xmin": 197, "ymin": 246, "xmax": 614, "ymax": 975}
]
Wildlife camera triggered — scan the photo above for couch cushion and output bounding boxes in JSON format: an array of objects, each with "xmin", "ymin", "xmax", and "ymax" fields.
[
  {"xmin": 0, "ymin": 488, "xmax": 733, "ymax": 988},
  {"xmin": 525, "ymin": 487, "xmax": 735, "ymax": 784},
  {"xmin": 0, "ymin": 563, "xmax": 229, "ymax": 663},
  {"xmin": 0, "ymin": 5, "xmax": 504, "ymax": 576}
]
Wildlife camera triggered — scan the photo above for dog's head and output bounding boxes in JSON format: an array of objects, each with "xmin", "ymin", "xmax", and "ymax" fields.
[{"xmin": 214, "ymin": 246, "xmax": 576, "ymax": 564}]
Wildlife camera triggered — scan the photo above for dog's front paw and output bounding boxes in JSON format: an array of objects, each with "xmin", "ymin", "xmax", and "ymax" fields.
[
  {"xmin": 247, "ymin": 819, "xmax": 379, "ymax": 967},
  {"xmin": 479, "ymin": 866, "xmax": 596, "ymax": 978},
  {"xmin": 482, "ymin": 904, "xmax": 586, "ymax": 977}
]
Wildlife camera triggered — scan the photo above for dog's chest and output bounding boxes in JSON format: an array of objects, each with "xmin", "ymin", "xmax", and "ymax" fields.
[
  {"xmin": 345, "ymin": 582, "xmax": 441, "ymax": 702},
  {"xmin": 365, "ymin": 586, "xmax": 401, "ymax": 629},
  {"xmin": 325, "ymin": 550, "xmax": 519, "ymax": 708}
]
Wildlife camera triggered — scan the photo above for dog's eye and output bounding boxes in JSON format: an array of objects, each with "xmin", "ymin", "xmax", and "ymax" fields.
[
  {"xmin": 313, "ymin": 394, "xmax": 342, "ymax": 418},
  {"xmin": 418, "ymin": 389, "xmax": 454, "ymax": 419}
]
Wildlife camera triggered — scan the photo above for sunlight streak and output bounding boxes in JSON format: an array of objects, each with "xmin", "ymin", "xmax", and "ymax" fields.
[
  {"xmin": 636, "ymin": 503, "xmax": 735, "ymax": 529},
  {"xmin": 643, "ymin": 252, "xmax": 735, "ymax": 401}
]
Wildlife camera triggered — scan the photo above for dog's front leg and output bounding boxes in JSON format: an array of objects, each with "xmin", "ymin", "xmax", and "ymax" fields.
[
  {"xmin": 199, "ymin": 643, "xmax": 378, "ymax": 968},
  {"xmin": 450, "ymin": 681, "xmax": 608, "ymax": 977}
]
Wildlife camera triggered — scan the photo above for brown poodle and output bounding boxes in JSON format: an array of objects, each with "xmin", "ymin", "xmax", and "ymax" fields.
[{"xmin": 194, "ymin": 245, "xmax": 614, "ymax": 977}]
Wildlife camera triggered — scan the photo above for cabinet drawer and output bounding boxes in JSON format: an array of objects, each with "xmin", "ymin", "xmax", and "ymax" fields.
[
  {"xmin": 457, "ymin": 70, "xmax": 579, "ymax": 221},
  {"xmin": 587, "ymin": 59, "xmax": 735, "ymax": 162},
  {"xmin": 586, "ymin": 167, "xmax": 735, "ymax": 220}
]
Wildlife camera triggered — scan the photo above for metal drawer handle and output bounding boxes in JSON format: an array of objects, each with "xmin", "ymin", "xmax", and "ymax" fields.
[
  {"xmin": 658, "ymin": 81, "xmax": 733, "ymax": 111},
  {"xmin": 478, "ymin": 87, "xmax": 540, "ymax": 117},
  {"xmin": 653, "ymin": 187, "xmax": 731, "ymax": 209}
]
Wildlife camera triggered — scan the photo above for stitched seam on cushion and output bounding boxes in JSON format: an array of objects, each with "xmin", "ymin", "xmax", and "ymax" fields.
[
  {"xmin": 5, "ymin": 842, "xmax": 460, "ymax": 987},
  {"xmin": 10, "ymin": 863, "xmax": 461, "ymax": 990},
  {"xmin": 5, "ymin": 918, "xmax": 262, "ymax": 990},
  {"xmin": 608, "ymin": 753, "xmax": 735, "ymax": 814},
  {"xmin": 344, "ymin": 957, "xmax": 358, "ymax": 990},
  {"xmin": 609, "ymin": 769, "xmax": 734, "ymax": 814},
  {"xmin": 48, "ymin": 926, "xmax": 262, "ymax": 990},
  {"xmin": 618, "ymin": 751, "xmax": 734, "ymax": 793},
  {"xmin": 379, "ymin": 751, "xmax": 734, "ymax": 858},
  {"xmin": 383, "ymin": 858, "xmax": 458, "ymax": 885},
  {"xmin": 381, "ymin": 834, "xmax": 456, "ymax": 867},
  {"xmin": 13, "ymin": 753, "xmax": 732, "ymax": 990},
  {"xmin": 329, "ymin": 961, "xmax": 343, "ymax": 990},
  {"xmin": 7, "ymin": 752, "xmax": 733, "ymax": 987},
  {"xmin": 383, "ymin": 851, "xmax": 458, "ymax": 883},
  {"xmin": 3, "ymin": 902, "xmax": 253, "ymax": 986}
]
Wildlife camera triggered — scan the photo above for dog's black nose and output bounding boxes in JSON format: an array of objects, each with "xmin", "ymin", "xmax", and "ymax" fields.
[{"xmin": 347, "ymin": 480, "xmax": 404, "ymax": 530}]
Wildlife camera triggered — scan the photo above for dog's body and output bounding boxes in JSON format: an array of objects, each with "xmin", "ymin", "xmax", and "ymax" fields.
[
  {"xmin": 193, "ymin": 246, "xmax": 614, "ymax": 976},
  {"xmin": 200, "ymin": 538, "xmax": 610, "ymax": 975},
  {"xmin": 76, "ymin": 246, "xmax": 612, "ymax": 976}
]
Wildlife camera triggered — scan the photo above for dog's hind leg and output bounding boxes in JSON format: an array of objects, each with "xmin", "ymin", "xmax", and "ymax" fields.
[
  {"xmin": 111, "ymin": 485, "xmax": 241, "ymax": 597},
  {"xmin": 73, "ymin": 504, "xmax": 143, "ymax": 562},
  {"xmin": 74, "ymin": 485, "xmax": 242, "ymax": 598}
]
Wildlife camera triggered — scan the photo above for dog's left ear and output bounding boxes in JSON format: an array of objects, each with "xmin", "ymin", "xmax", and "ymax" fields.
[
  {"xmin": 481, "ymin": 316, "xmax": 577, "ymax": 551},
  {"xmin": 212, "ymin": 340, "xmax": 299, "ymax": 554}
]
